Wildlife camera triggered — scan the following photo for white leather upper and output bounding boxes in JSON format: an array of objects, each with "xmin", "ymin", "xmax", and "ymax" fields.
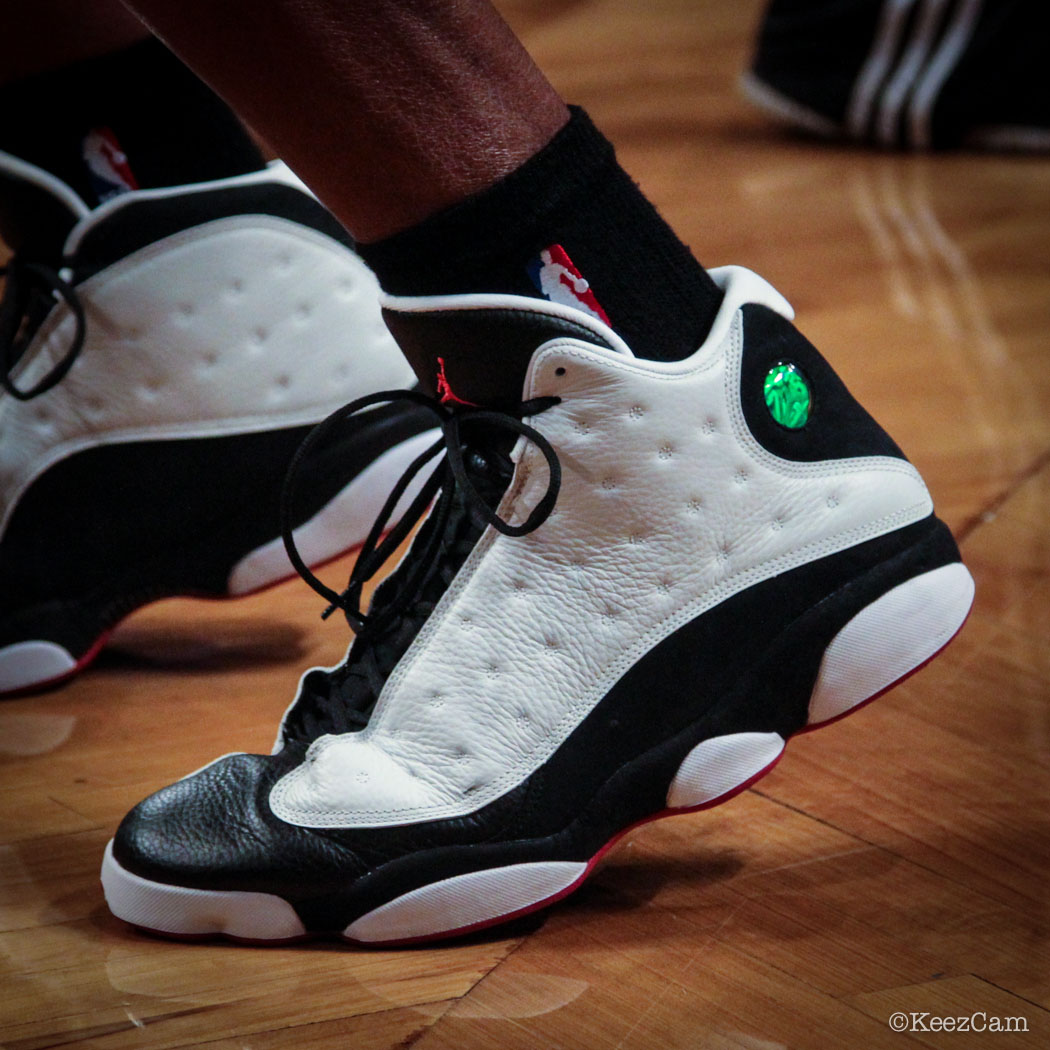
[
  {"xmin": 269, "ymin": 267, "xmax": 934, "ymax": 830},
  {"xmin": 0, "ymin": 174, "xmax": 413, "ymax": 537}
]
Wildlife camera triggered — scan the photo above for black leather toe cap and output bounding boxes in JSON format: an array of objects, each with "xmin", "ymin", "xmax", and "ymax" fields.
[{"xmin": 112, "ymin": 750, "xmax": 367, "ymax": 897}]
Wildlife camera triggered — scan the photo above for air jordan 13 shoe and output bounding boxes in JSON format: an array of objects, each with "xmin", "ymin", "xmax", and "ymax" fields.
[
  {"xmin": 102, "ymin": 264, "xmax": 973, "ymax": 944},
  {"xmin": 743, "ymin": 0, "xmax": 1048, "ymax": 151},
  {"xmin": 0, "ymin": 153, "xmax": 436, "ymax": 695}
]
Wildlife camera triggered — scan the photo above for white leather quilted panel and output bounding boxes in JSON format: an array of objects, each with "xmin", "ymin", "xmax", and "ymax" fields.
[
  {"xmin": 0, "ymin": 215, "xmax": 412, "ymax": 535},
  {"xmin": 270, "ymin": 269, "xmax": 933, "ymax": 829}
]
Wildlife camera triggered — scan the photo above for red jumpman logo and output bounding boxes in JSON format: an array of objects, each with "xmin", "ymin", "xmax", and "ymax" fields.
[{"xmin": 435, "ymin": 357, "xmax": 475, "ymax": 406}]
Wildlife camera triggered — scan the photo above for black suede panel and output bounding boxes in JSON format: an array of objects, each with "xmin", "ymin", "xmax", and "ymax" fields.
[
  {"xmin": 112, "ymin": 514, "xmax": 961, "ymax": 931},
  {"xmin": 0, "ymin": 401, "xmax": 434, "ymax": 654},
  {"xmin": 740, "ymin": 304, "xmax": 906, "ymax": 462}
]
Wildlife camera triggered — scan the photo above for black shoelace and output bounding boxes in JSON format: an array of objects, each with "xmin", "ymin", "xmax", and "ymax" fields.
[
  {"xmin": 278, "ymin": 387, "xmax": 562, "ymax": 742},
  {"xmin": 0, "ymin": 257, "xmax": 85, "ymax": 400}
]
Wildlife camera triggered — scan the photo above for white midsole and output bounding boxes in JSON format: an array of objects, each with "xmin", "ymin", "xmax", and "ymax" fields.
[
  {"xmin": 667, "ymin": 731, "xmax": 786, "ymax": 810},
  {"xmin": 0, "ymin": 640, "xmax": 76, "ymax": 694},
  {"xmin": 807, "ymin": 562, "xmax": 974, "ymax": 726},
  {"xmin": 100, "ymin": 841, "xmax": 307, "ymax": 940},
  {"xmin": 344, "ymin": 860, "xmax": 588, "ymax": 943}
]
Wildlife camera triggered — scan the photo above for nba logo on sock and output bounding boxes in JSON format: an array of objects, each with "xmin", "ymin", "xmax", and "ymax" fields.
[
  {"xmin": 82, "ymin": 127, "xmax": 139, "ymax": 202},
  {"xmin": 528, "ymin": 244, "xmax": 611, "ymax": 325}
]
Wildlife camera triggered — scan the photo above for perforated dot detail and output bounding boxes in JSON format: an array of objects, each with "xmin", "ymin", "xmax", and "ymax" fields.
[
  {"xmin": 601, "ymin": 477, "xmax": 618, "ymax": 491},
  {"xmin": 826, "ymin": 494, "xmax": 840, "ymax": 508},
  {"xmin": 658, "ymin": 444, "xmax": 674, "ymax": 460},
  {"xmin": 572, "ymin": 420, "xmax": 590, "ymax": 435},
  {"xmin": 629, "ymin": 405, "xmax": 645, "ymax": 419},
  {"xmin": 771, "ymin": 517, "xmax": 784, "ymax": 532},
  {"xmin": 701, "ymin": 418, "xmax": 717, "ymax": 436},
  {"xmin": 686, "ymin": 498, "xmax": 703, "ymax": 514},
  {"xmin": 734, "ymin": 470, "xmax": 749, "ymax": 485}
]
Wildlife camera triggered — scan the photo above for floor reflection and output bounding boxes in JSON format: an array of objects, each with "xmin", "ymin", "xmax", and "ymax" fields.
[
  {"xmin": 851, "ymin": 158, "xmax": 1006, "ymax": 363},
  {"xmin": 0, "ymin": 712, "xmax": 76, "ymax": 756}
]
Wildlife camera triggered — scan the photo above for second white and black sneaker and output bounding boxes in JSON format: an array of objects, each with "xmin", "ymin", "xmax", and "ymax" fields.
[{"xmin": 0, "ymin": 153, "xmax": 437, "ymax": 695}]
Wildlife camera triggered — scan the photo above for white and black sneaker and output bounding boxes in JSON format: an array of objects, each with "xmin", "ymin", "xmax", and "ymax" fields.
[
  {"xmin": 0, "ymin": 153, "xmax": 437, "ymax": 695},
  {"xmin": 102, "ymin": 265, "xmax": 973, "ymax": 945},
  {"xmin": 742, "ymin": 0, "xmax": 1048, "ymax": 151}
]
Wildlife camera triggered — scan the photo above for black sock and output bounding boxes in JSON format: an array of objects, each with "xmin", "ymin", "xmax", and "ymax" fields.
[
  {"xmin": 357, "ymin": 106, "xmax": 722, "ymax": 362},
  {"xmin": 0, "ymin": 39, "xmax": 265, "ymax": 207}
]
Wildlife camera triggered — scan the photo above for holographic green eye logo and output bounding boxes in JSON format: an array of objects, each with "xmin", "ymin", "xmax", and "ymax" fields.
[{"xmin": 763, "ymin": 362, "xmax": 811, "ymax": 429}]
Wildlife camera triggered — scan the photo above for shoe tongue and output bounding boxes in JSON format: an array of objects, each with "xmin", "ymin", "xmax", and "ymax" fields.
[
  {"xmin": 0, "ymin": 155, "xmax": 87, "ymax": 260},
  {"xmin": 381, "ymin": 297, "xmax": 621, "ymax": 409}
]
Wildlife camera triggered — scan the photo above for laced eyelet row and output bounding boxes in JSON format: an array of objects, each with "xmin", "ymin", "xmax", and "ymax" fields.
[{"xmin": 277, "ymin": 387, "xmax": 562, "ymax": 743}]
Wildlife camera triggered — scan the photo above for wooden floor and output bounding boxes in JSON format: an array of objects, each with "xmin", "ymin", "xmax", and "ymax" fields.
[{"xmin": 4, "ymin": 1, "xmax": 1050, "ymax": 1047}]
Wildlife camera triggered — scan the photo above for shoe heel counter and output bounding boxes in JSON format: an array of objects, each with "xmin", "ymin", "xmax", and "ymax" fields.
[{"xmin": 739, "ymin": 303, "xmax": 908, "ymax": 464}]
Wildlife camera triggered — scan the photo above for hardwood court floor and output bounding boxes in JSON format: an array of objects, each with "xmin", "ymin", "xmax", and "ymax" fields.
[{"xmin": 3, "ymin": 1, "xmax": 1049, "ymax": 1047}]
